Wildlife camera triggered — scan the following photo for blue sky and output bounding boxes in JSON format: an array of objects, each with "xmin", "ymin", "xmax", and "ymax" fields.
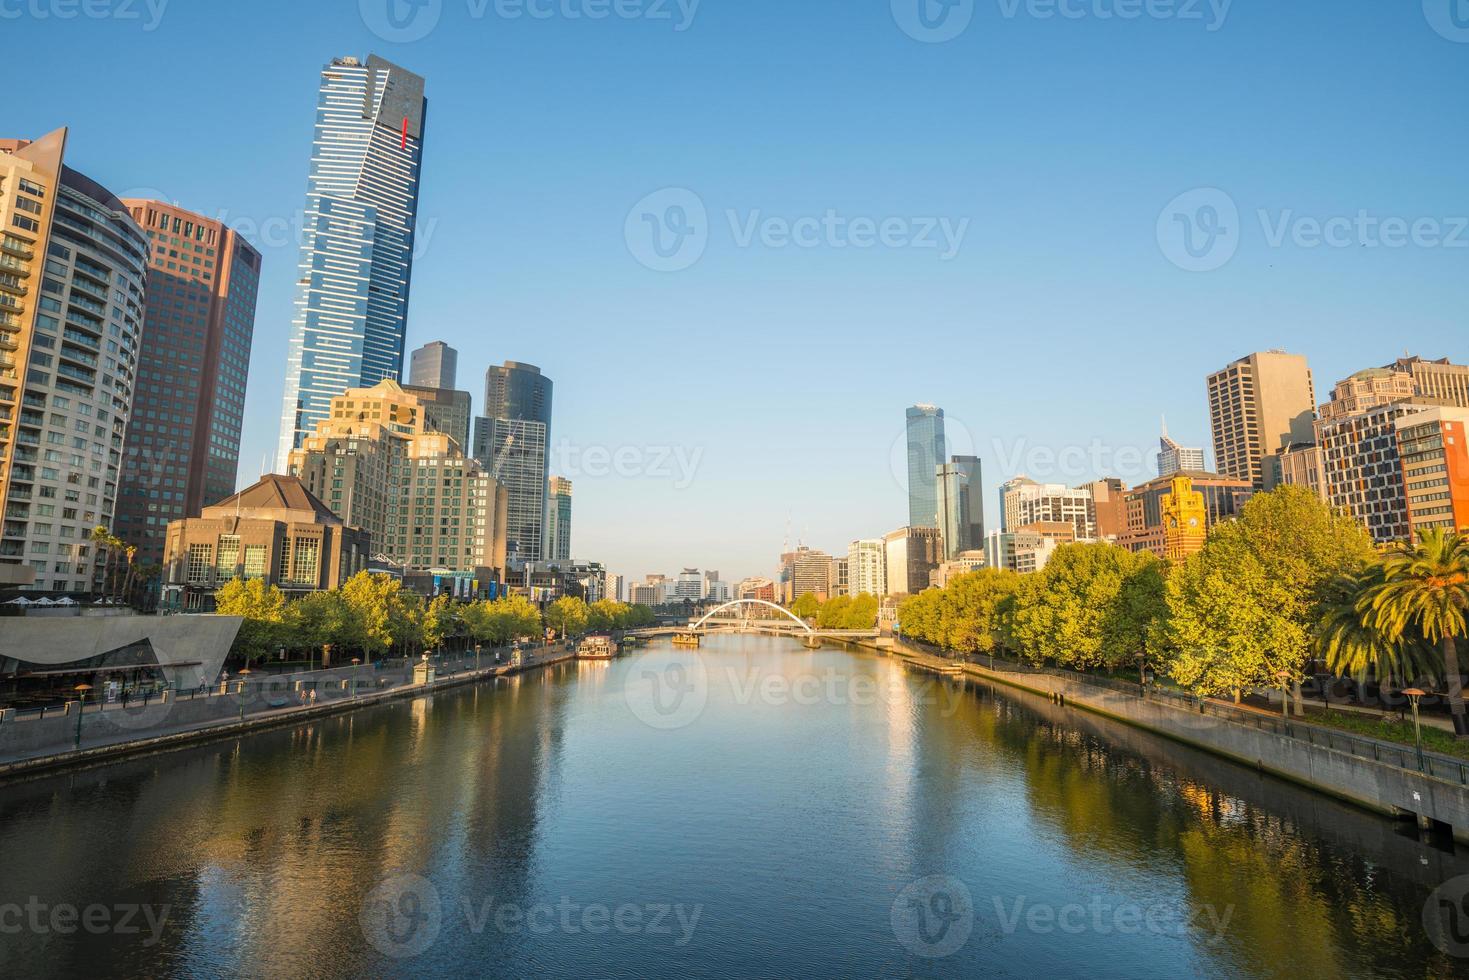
[{"xmin": 9, "ymin": 0, "xmax": 1468, "ymax": 583}]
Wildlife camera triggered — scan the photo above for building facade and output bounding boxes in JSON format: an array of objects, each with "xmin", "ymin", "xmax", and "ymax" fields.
[
  {"xmin": 1317, "ymin": 399, "xmax": 1432, "ymax": 545},
  {"xmin": 1396, "ymin": 407, "xmax": 1469, "ymax": 539},
  {"xmin": 1001, "ymin": 477, "xmax": 1097, "ymax": 541},
  {"xmin": 288, "ymin": 380, "xmax": 507, "ymax": 575},
  {"xmin": 905, "ymin": 404, "xmax": 946, "ymax": 528},
  {"xmin": 276, "ymin": 55, "xmax": 428, "ymax": 468},
  {"xmin": 1207, "ymin": 350, "xmax": 1316, "ymax": 490},
  {"xmin": 0, "ymin": 129, "xmax": 149, "ymax": 592},
  {"xmin": 409, "ymin": 340, "xmax": 456, "ymax": 390},
  {"xmin": 162, "ymin": 474, "xmax": 369, "ymax": 609},
  {"xmin": 474, "ymin": 361, "xmax": 552, "ymax": 561},
  {"xmin": 936, "ymin": 455, "xmax": 984, "ymax": 559},
  {"xmin": 884, "ymin": 526, "xmax": 942, "ymax": 596},
  {"xmin": 1118, "ymin": 470, "xmax": 1254, "ymax": 557},
  {"xmin": 545, "ymin": 476, "xmax": 572, "ymax": 561},
  {"xmin": 1159, "ymin": 475, "xmax": 1208, "ymax": 561},
  {"xmin": 115, "ymin": 200, "xmax": 261, "ymax": 567},
  {"xmin": 1276, "ymin": 442, "xmax": 1328, "ymax": 502},
  {"xmin": 402, "ymin": 384, "xmax": 470, "ymax": 452},
  {"xmin": 1157, "ymin": 422, "xmax": 1205, "ymax": 477},
  {"xmin": 847, "ymin": 538, "xmax": 886, "ymax": 597}
]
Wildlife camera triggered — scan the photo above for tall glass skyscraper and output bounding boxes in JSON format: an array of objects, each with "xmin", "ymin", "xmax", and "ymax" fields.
[
  {"xmin": 276, "ymin": 54, "xmax": 427, "ymax": 470},
  {"xmin": 936, "ymin": 455, "xmax": 984, "ymax": 559},
  {"xmin": 905, "ymin": 405, "xmax": 946, "ymax": 528},
  {"xmin": 474, "ymin": 362, "xmax": 553, "ymax": 561}
]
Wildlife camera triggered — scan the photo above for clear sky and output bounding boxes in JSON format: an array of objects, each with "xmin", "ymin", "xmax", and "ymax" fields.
[{"xmin": 9, "ymin": 0, "xmax": 1468, "ymax": 584}]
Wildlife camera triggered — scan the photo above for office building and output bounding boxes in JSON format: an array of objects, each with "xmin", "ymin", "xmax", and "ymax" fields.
[
  {"xmin": 629, "ymin": 582, "xmax": 661, "ymax": 606},
  {"xmin": 161, "ymin": 474, "xmax": 369, "ymax": 609},
  {"xmin": 1157, "ymin": 420, "xmax": 1205, "ymax": 476},
  {"xmin": 1396, "ymin": 407, "xmax": 1469, "ymax": 539},
  {"xmin": 1276, "ymin": 442, "xmax": 1328, "ymax": 502},
  {"xmin": 288, "ymin": 380, "xmax": 507, "ymax": 575},
  {"xmin": 409, "ymin": 340, "xmax": 456, "ymax": 390},
  {"xmin": 790, "ymin": 546, "xmax": 834, "ymax": 600},
  {"xmin": 402, "ymin": 383, "xmax": 470, "ymax": 452},
  {"xmin": 474, "ymin": 361, "xmax": 553, "ymax": 560},
  {"xmin": 827, "ymin": 557, "xmax": 848, "ymax": 598},
  {"xmin": 985, "ymin": 528, "xmax": 1061, "ymax": 575},
  {"xmin": 1317, "ymin": 399, "xmax": 1433, "ymax": 545},
  {"xmin": 884, "ymin": 526, "xmax": 942, "ymax": 596},
  {"xmin": 737, "ymin": 577, "xmax": 777, "ymax": 602},
  {"xmin": 605, "ymin": 572, "xmax": 624, "ymax": 603},
  {"xmin": 906, "ymin": 404, "xmax": 946, "ymax": 528},
  {"xmin": 276, "ymin": 55, "xmax": 428, "ymax": 468},
  {"xmin": 847, "ymin": 538, "xmax": 886, "ymax": 597},
  {"xmin": 674, "ymin": 567, "xmax": 705, "ymax": 602},
  {"xmin": 1083, "ymin": 478, "xmax": 1128, "ymax": 540},
  {"xmin": 545, "ymin": 476, "xmax": 572, "ymax": 561},
  {"xmin": 936, "ymin": 455, "xmax": 984, "ymax": 559},
  {"xmin": 1207, "ymin": 350, "xmax": 1316, "ymax": 489},
  {"xmin": 1118, "ymin": 470, "xmax": 1253, "ymax": 557},
  {"xmin": 1387, "ymin": 356, "xmax": 1469, "ymax": 408},
  {"xmin": 115, "ymin": 200, "xmax": 261, "ymax": 567},
  {"xmin": 1319, "ymin": 367, "xmax": 1416, "ymax": 420},
  {"xmin": 1001, "ymin": 477, "xmax": 1097, "ymax": 541},
  {"xmin": 0, "ymin": 129, "xmax": 149, "ymax": 592},
  {"xmin": 931, "ymin": 551, "xmax": 986, "ymax": 588}
]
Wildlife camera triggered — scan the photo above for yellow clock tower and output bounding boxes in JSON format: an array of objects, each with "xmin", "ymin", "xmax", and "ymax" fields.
[{"xmin": 1160, "ymin": 476, "xmax": 1208, "ymax": 561}]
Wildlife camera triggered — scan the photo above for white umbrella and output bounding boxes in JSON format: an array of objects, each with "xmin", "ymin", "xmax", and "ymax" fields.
[
  {"xmin": 53, "ymin": 596, "xmax": 78, "ymax": 606},
  {"xmin": 31, "ymin": 597, "xmax": 55, "ymax": 606},
  {"xmin": 5, "ymin": 597, "xmax": 31, "ymax": 605}
]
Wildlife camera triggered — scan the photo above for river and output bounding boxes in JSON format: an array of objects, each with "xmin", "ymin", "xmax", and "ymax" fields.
[{"xmin": 1, "ymin": 635, "xmax": 1466, "ymax": 977}]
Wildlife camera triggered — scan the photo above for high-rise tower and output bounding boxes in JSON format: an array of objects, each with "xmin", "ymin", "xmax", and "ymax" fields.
[
  {"xmin": 276, "ymin": 54, "xmax": 427, "ymax": 469},
  {"xmin": 905, "ymin": 405, "xmax": 946, "ymax": 528}
]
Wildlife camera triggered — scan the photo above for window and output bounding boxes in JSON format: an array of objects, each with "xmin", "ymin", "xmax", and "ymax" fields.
[
  {"xmin": 186, "ymin": 543, "xmax": 213, "ymax": 584},
  {"xmin": 216, "ymin": 535, "xmax": 240, "ymax": 578},
  {"xmin": 242, "ymin": 545, "xmax": 267, "ymax": 580}
]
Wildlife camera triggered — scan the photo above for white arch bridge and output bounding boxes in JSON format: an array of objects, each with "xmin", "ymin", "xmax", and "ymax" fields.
[{"xmin": 666, "ymin": 599, "xmax": 879, "ymax": 640}]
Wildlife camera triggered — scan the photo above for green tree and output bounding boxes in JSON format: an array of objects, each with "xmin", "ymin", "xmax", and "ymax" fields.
[
  {"xmin": 790, "ymin": 593, "xmax": 821, "ymax": 620},
  {"xmin": 288, "ymin": 589, "xmax": 350, "ymax": 660},
  {"xmin": 1364, "ymin": 530, "xmax": 1469, "ymax": 736},
  {"xmin": 1007, "ymin": 543, "xmax": 1159, "ymax": 670},
  {"xmin": 816, "ymin": 595, "xmax": 851, "ymax": 629},
  {"xmin": 587, "ymin": 599, "xmax": 627, "ymax": 632},
  {"xmin": 422, "ymin": 594, "xmax": 461, "ymax": 652},
  {"xmin": 935, "ymin": 570, "xmax": 1019, "ymax": 655},
  {"xmin": 212, "ymin": 577, "xmax": 287, "ymax": 664},
  {"xmin": 547, "ymin": 596, "xmax": 590, "ymax": 638},
  {"xmin": 339, "ymin": 571, "xmax": 416, "ymax": 660},
  {"xmin": 1318, "ymin": 565, "xmax": 1436, "ymax": 687},
  {"xmin": 843, "ymin": 593, "xmax": 880, "ymax": 629},
  {"xmin": 502, "ymin": 595, "xmax": 545, "ymax": 641}
]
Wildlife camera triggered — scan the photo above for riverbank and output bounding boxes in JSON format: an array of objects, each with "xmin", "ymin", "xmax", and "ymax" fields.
[
  {"xmin": 0, "ymin": 645, "xmax": 576, "ymax": 783},
  {"xmin": 857, "ymin": 636, "xmax": 1469, "ymax": 843}
]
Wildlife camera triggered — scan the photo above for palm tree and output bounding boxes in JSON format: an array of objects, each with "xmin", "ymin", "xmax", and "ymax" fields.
[
  {"xmin": 1319, "ymin": 567, "xmax": 1436, "ymax": 687},
  {"xmin": 120, "ymin": 545, "xmax": 138, "ymax": 605},
  {"xmin": 1365, "ymin": 530, "xmax": 1469, "ymax": 736},
  {"xmin": 87, "ymin": 525, "xmax": 112, "ymax": 601}
]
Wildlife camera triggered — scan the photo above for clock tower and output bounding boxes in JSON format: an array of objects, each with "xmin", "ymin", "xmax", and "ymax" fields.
[{"xmin": 1161, "ymin": 476, "xmax": 1208, "ymax": 561}]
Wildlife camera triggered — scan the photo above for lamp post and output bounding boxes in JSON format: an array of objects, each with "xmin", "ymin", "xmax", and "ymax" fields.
[
  {"xmin": 238, "ymin": 667, "xmax": 252, "ymax": 721},
  {"xmin": 1403, "ymin": 687, "xmax": 1427, "ymax": 771},
  {"xmin": 475, "ymin": 644, "xmax": 482, "ymax": 674}
]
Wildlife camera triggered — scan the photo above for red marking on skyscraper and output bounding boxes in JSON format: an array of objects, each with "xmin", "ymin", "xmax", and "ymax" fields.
[{"xmin": 401, "ymin": 117, "xmax": 408, "ymax": 150}]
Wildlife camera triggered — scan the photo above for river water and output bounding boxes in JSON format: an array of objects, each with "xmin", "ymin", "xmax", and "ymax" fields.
[{"xmin": 2, "ymin": 635, "xmax": 1467, "ymax": 978}]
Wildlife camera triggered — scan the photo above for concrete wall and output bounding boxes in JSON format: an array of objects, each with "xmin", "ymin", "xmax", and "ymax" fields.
[{"xmin": 889, "ymin": 645, "xmax": 1469, "ymax": 841}]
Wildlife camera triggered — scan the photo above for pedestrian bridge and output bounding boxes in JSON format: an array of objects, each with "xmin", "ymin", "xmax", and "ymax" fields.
[{"xmin": 629, "ymin": 599, "xmax": 879, "ymax": 642}]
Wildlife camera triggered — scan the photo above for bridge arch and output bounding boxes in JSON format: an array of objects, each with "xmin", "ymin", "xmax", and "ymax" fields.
[{"xmin": 690, "ymin": 599, "xmax": 815, "ymax": 635}]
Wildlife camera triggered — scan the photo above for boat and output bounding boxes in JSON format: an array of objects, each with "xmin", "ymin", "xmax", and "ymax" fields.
[
  {"xmin": 577, "ymin": 635, "xmax": 616, "ymax": 660},
  {"xmin": 671, "ymin": 632, "xmax": 702, "ymax": 648}
]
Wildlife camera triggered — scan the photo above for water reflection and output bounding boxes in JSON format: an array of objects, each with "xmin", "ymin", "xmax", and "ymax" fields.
[{"xmin": 0, "ymin": 639, "xmax": 1466, "ymax": 978}]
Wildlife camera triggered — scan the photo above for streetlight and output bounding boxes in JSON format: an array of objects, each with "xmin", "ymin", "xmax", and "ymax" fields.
[
  {"xmin": 475, "ymin": 644, "xmax": 482, "ymax": 674},
  {"xmin": 238, "ymin": 667, "xmax": 252, "ymax": 721},
  {"xmin": 1403, "ymin": 688, "xmax": 1428, "ymax": 771},
  {"xmin": 351, "ymin": 658, "xmax": 361, "ymax": 698}
]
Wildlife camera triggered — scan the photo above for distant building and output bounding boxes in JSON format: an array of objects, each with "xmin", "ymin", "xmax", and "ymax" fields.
[
  {"xmin": 1001, "ymin": 477, "xmax": 1096, "ymax": 541},
  {"xmin": 474, "ymin": 361, "xmax": 552, "ymax": 560},
  {"xmin": 1207, "ymin": 350, "xmax": 1316, "ymax": 490},
  {"xmin": 115, "ymin": 199, "xmax": 262, "ymax": 568},
  {"xmin": 985, "ymin": 528, "xmax": 1061, "ymax": 575},
  {"xmin": 402, "ymin": 384, "xmax": 471, "ymax": 453},
  {"xmin": 1276, "ymin": 442, "xmax": 1328, "ymax": 502},
  {"xmin": 162, "ymin": 474, "xmax": 369, "ymax": 609},
  {"xmin": 827, "ymin": 557, "xmax": 849, "ymax": 598},
  {"xmin": 737, "ymin": 577, "xmax": 777, "ymax": 602},
  {"xmin": 1157, "ymin": 420, "xmax": 1205, "ymax": 477},
  {"xmin": 906, "ymin": 405, "xmax": 946, "ymax": 528},
  {"xmin": 675, "ymin": 568, "xmax": 705, "ymax": 602},
  {"xmin": 605, "ymin": 573, "xmax": 624, "ymax": 603},
  {"xmin": 629, "ymin": 582, "xmax": 661, "ymax": 606},
  {"xmin": 1082, "ymin": 478, "xmax": 1128, "ymax": 541},
  {"xmin": 1317, "ymin": 399, "xmax": 1433, "ymax": 545},
  {"xmin": 1160, "ymin": 476, "xmax": 1208, "ymax": 561},
  {"xmin": 884, "ymin": 527, "xmax": 942, "ymax": 596},
  {"xmin": 790, "ymin": 547, "xmax": 834, "ymax": 600},
  {"xmin": 1319, "ymin": 367, "xmax": 1416, "ymax": 420},
  {"xmin": 409, "ymin": 341, "xmax": 457, "ymax": 390},
  {"xmin": 1384, "ymin": 356, "xmax": 1469, "ymax": 409},
  {"xmin": 847, "ymin": 539, "xmax": 887, "ymax": 597},
  {"xmin": 546, "ymin": 476, "xmax": 572, "ymax": 561},
  {"xmin": 936, "ymin": 455, "xmax": 984, "ymax": 559},
  {"xmin": 931, "ymin": 550, "xmax": 986, "ymax": 588},
  {"xmin": 1118, "ymin": 470, "xmax": 1254, "ymax": 557}
]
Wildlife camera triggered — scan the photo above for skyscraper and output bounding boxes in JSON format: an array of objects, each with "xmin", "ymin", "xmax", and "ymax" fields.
[
  {"xmin": 905, "ymin": 404, "xmax": 946, "ymax": 527},
  {"xmin": 276, "ymin": 54, "xmax": 428, "ymax": 469},
  {"xmin": 546, "ymin": 476, "xmax": 572, "ymax": 561},
  {"xmin": 0, "ymin": 129, "xmax": 149, "ymax": 592},
  {"xmin": 115, "ymin": 200, "xmax": 262, "ymax": 567},
  {"xmin": 936, "ymin": 454, "xmax": 984, "ymax": 559},
  {"xmin": 847, "ymin": 539, "xmax": 887, "ymax": 597},
  {"xmin": 474, "ymin": 361, "xmax": 553, "ymax": 561},
  {"xmin": 1206, "ymin": 350, "xmax": 1316, "ymax": 490},
  {"xmin": 408, "ymin": 340, "xmax": 456, "ymax": 390},
  {"xmin": 1157, "ymin": 419, "xmax": 1205, "ymax": 477}
]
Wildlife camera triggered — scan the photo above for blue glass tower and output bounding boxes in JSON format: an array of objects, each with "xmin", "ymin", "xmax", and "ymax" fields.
[
  {"xmin": 276, "ymin": 54, "xmax": 427, "ymax": 469},
  {"xmin": 905, "ymin": 405, "xmax": 947, "ymax": 528}
]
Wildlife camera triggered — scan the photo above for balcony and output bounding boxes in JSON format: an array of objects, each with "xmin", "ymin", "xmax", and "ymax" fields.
[{"xmin": 0, "ymin": 239, "xmax": 34, "ymax": 261}]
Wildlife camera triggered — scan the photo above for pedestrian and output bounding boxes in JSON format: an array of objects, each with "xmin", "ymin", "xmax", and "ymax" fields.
[{"xmin": 309, "ymin": 688, "xmax": 318, "ymax": 705}]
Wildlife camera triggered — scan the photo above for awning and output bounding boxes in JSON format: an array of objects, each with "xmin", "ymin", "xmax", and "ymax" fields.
[{"xmin": 10, "ymin": 662, "xmax": 202, "ymax": 678}]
